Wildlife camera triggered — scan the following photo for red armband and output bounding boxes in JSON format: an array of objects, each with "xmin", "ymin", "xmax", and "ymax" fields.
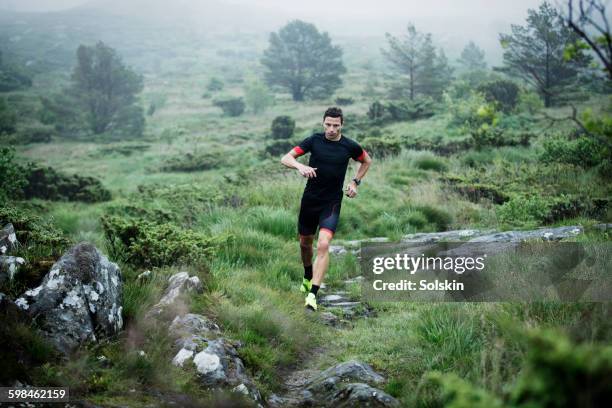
[
  {"xmin": 293, "ymin": 146, "xmax": 305, "ymax": 157},
  {"xmin": 356, "ymin": 149, "xmax": 367, "ymax": 162}
]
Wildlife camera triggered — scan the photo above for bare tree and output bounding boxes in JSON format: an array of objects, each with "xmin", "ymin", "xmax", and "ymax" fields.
[{"xmin": 565, "ymin": 0, "xmax": 612, "ymax": 78}]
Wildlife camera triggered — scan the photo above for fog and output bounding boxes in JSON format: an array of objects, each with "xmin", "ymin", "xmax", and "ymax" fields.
[{"xmin": 0, "ymin": 0, "xmax": 585, "ymax": 63}]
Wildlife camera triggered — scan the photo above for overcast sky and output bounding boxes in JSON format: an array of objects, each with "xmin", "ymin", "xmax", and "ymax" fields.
[
  {"xmin": 3, "ymin": 0, "xmax": 602, "ymax": 63},
  {"xmin": 226, "ymin": 0, "xmax": 545, "ymax": 20},
  {"xmin": 0, "ymin": 0, "xmax": 549, "ymax": 19}
]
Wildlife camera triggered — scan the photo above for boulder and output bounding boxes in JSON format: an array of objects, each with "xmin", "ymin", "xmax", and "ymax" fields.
[
  {"xmin": 326, "ymin": 382, "xmax": 400, "ymax": 407},
  {"xmin": 269, "ymin": 361, "xmax": 399, "ymax": 407},
  {"xmin": 306, "ymin": 361, "xmax": 385, "ymax": 393},
  {"xmin": 0, "ymin": 223, "xmax": 18, "ymax": 255},
  {"xmin": 0, "ymin": 255, "xmax": 26, "ymax": 285},
  {"xmin": 147, "ymin": 272, "xmax": 203, "ymax": 317},
  {"xmin": 168, "ymin": 312, "xmax": 263, "ymax": 406},
  {"xmin": 170, "ymin": 313, "xmax": 221, "ymax": 351},
  {"xmin": 14, "ymin": 242, "xmax": 123, "ymax": 355}
]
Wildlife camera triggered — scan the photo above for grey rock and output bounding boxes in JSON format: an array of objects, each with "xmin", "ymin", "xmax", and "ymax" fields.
[
  {"xmin": 330, "ymin": 227, "xmax": 583, "ymax": 258},
  {"xmin": 303, "ymin": 362, "xmax": 398, "ymax": 407},
  {"xmin": 343, "ymin": 276, "xmax": 364, "ymax": 285},
  {"xmin": 468, "ymin": 225, "xmax": 583, "ymax": 243},
  {"xmin": 14, "ymin": 242, "xmax": 123, "ymax": 355},
  {"xmin": 319, "ymin": 311, "xmax": 341, "ymax": 327},
  {"xmin": 329, "ymin": 245, "xmax": 348, "ymax": 255},
  {"xmin": 270, "ymin": 361, "xmax": 399, "ymax": 407},
  {"xmin": 168, "ymin": 312, "xmax": 263, "ymax": 406},
  {"xmin": 329, "ymin": 382, "xmax": 400, "ymax": 407},
  {"xmin": 402, "ymin": 229, "xmax": 493, "ymax": 243},
  {"xmin": 147, "ymin": 272, "xmax": 203, "ymax": 317},
  {"xmin": 137, "ymin": 270, "xmax": 151, "ymax": 280},
  {"xmin": 307, "ymin": 361, "xmax": 385, "ymax": 393},
  {"xmin": 320, "ymin": 294, "xmax": 349, "ymax": 303},
  {"xmin": 0, "ymin": 255, "xmax": 26, "ymax": 284},
  {"xmin": 267, "ymin": 393, "xmax": 289, "ymax": 407},
  {"xmin": 170, "ymin": 313, "xmax": 220, "ymax": 351},
  {"xmin": 0, "ymin": 223, "xmax": 18, "ymax": 255},
  {"xmin": 196, "ymin": 339, "xmax": 263, "ymax": 404}
]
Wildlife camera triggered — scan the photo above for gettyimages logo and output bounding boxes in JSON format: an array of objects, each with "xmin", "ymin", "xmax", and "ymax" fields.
[{"xmin": 361, "ymin": 241, "xmax": 611, "ymax": 302}]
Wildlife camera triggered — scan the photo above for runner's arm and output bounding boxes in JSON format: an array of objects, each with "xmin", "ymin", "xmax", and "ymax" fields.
[
  {"xmin": 281, "ymin": 148, "xmax": 317, "ymax": 178},
  {"xmin": 351, "ymin": 150, "xmax": 372, "ymax": 185}
]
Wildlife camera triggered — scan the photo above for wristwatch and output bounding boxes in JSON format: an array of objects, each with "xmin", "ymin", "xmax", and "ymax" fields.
[{"xmin": 352, "ymin": 178, "xmax": 361, "ymax": 186}]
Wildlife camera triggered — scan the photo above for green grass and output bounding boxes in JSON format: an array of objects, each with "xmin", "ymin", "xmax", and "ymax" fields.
[{"xmin": 6, "ymin": 27, "xmax": 610, "ymax": 407}]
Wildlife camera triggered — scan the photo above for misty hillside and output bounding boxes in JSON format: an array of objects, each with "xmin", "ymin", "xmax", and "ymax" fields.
[
  {"xmin": 78, "ymin": 0, "xmax": 283, "ymax": 30},
  {"xmin": 0, "ymin": 1, "xmax": 278, "ymax": 73},
  {"xmin": 1, "ymin": 1, "xmax": 610, "ymax": 406}
]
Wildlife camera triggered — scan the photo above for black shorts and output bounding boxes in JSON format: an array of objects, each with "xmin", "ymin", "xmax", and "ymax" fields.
[{"xmin": 298, "ymin": 198, "xmax": 342, "ymax": 237}]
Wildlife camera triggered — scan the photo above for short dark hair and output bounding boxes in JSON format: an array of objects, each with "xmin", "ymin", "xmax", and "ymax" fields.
[{"xmin": 323, "ymin": 107, "xmax": 343, "ymax": 124}]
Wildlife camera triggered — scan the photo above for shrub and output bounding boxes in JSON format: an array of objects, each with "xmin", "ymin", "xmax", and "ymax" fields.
[
  {"xmin": 414, "ymin": 155, "xmax": 448, "ymax": 172},
  {"xmin": 147, "ymin": 94, "xmax": 167, "ymax": 116},
  {"xmin": 206, "ymin": 77, "xmax": 224, "ymax": 92},
  {"xmin": 0, "ymin": 55, "xmax": 32, "ymax": 92},
  {"xmin": 476, "ymin": 79, "xmax": 520, "ymax": 112},
  {"xmin": 367, "ymin": 98, "xmax": 435, "ymax": 123},
  {"xmin": 387, "ymin": 98, "xmax": 435, "ymax": 121},
  {"xmin": 361, "ymin": 137, "xmax": 401, "ymax": 158},
  {"xmin": 93, "ymin": 144, "xmax": 151, "ymax": 157},
  {"xmin": 335, "ymin": 97, "xmax": 354, "ymax": 105},
  {"xmin": 0, "ymin": 205, "xmax": 70, "ymax": 257},
  {"xmin": 0, "ymin": 146, "xmax": 27, "ymax": 202},
  {"xmin": 511, "ymin": 329, "xmax": 612, "ymax": 407},
  {"xmin": 416, "ymin": 205, "xmax": 452, "ymax": 230},
  {"xmin": 160, "ymin": 152, "xmax": 223, "ymax": 172},
  {"xmin": 497, "ymin": 195, "xmax": 550, "ymax": 226},
  {"xmin": 245, "ymin": 80, "xmax": 274, "ymax": 114},
  {"xmin": 264, "ymin": 140, "xmax": 294, "ymax": 157},
  {"xmin": 495, "ymin": 194, "xmax": 600, "ymax": 226},
  {"xmin": 213, "ymin": 97, "xmax": 245, "ymax": 117},
  {"xmin": 541, "ymin": 134, "xmax": 610, "ymax": 169},
  {"xmin": 15, "ymin": 124, "xmax": 56, "ymax": 144},
  {"xmin": 451, "ymin": 182, "xmax": 509, "ymax": 205},
  {"xmin": 0, "ymin": 204, "xmax": 71, "ymax": 295},
  {"xmin": 404, "ymin": 138, "xmax": 474, "ymax": 156},
  {"xmin": 23, "ymin": 164, "xmax": 111, "ymax": 202},
  {"xmin": 101, "ymin": 215, "xmax": 223, "ymax": 268},
  {"xmin": 367, "ymin": 101, "xmax": 385, "ymax": 121},
  {"xmin": 147, "ymin": 103, "xmax": 156, "ymax": 116},
  {"xmin": 0, "ymin": 97, "xmax": 17, "ymax": 134},
  {"xmin": 271, "ymin": 116, "xmax": 295, "ymax": 140},
  {"xmin": 516, "ymin": 90, "xmax": 544, "ymax": 114},
  {"xmin": 429, "ymin": 329, "xmax": 612, "ymax": 408}
]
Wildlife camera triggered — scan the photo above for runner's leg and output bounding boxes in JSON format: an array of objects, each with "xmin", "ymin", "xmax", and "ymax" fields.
[
  {"xmin": 298, "ymin": 198, "xmax": 319, "ymax": 289},
  {"xmin": 311, "ymin": 201, "xmax": 341, "ymax": 289},
  {"xmin": 299, "ymin": 234, "xmax": 314, "ymax": 268},
  {"xmin": 312, "ymin": 228, "xmax": 333, "ymax": 287}
]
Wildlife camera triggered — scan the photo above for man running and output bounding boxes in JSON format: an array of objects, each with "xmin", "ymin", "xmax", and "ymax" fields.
[{"xmin": 281, "ymin": 107, "xmax": 372, "ymax": 311}]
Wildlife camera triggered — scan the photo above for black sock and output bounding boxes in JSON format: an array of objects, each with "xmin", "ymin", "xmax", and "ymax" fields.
[
  {"xmin": 310, "ymin": 284, "xmax": 320, "ymax": 296},
  {"xmin": 304, "ymin": 265, "xmax": 313, "ymax": 280}
]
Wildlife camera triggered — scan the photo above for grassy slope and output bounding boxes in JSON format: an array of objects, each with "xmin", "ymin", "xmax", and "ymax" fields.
[{"xmin": 8, "ymin": 26, "xmax": 612, "ymax": 407}]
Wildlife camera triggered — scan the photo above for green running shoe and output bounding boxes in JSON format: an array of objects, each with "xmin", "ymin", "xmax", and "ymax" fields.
[
  {"xmin": 300, "ymin": 278, "xmax": 312, "ymax": 293},
  {"xmin": 304, "ymin": 293, "xmax": 318, "ymax": 311}
]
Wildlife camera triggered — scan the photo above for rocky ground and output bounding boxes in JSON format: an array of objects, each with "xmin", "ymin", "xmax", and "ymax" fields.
[{"xmin": 0, "ymin": 223, "xmax": 599, "ymax": 407}]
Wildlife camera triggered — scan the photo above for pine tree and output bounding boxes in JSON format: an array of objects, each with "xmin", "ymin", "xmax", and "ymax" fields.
[
  {"xmin": 261, "ymin": 20, "xmax": 346, "ymax": 101},
  {"xmin": 383, "ymin": 24, "xmax": 453, "ymax": 100},
  {"xmin": 499, "ymin": 2, "xmax": 592, "ymax": 107}
]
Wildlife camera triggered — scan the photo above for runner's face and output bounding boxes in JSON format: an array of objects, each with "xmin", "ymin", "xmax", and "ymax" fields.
[{"xmin": 323, "ymin": 116, "xmax": 342, "ymax": 138}]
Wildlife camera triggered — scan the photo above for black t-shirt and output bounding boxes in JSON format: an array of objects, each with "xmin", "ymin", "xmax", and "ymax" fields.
[{"xmin": 294, "ymin": 133, "xmax": 365, "ymax": 202}]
